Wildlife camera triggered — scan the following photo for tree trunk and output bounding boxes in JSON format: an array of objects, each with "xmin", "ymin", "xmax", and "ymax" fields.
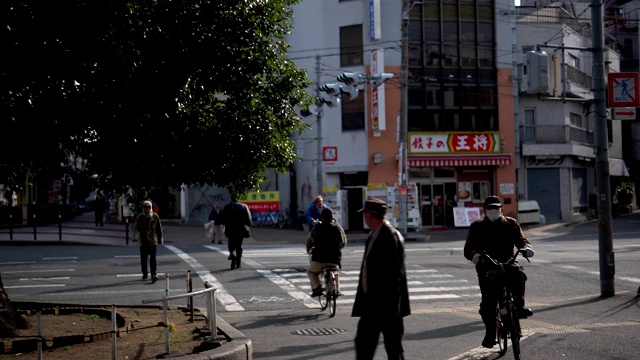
[{"xmin": 0, "ymin": 274, "xmax": 29, "ymax": 337}]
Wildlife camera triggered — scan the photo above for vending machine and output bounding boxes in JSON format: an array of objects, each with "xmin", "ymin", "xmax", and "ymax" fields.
[
  {"xmin": 386, "ymin": 183, "xmax": 421, "ymax": 231},
  {"xmin": 323, "ymin": 186, "xmax": 349, "ymax": 231}
]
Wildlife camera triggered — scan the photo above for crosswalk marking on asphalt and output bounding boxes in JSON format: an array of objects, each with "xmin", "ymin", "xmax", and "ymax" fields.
[
  {"xmin": 165, "ymin": 244, "xmax": 244, "ymax": 312},
  {"xmin": 254, "ymin": 267, "xmax": 480, "ymax": 306}
]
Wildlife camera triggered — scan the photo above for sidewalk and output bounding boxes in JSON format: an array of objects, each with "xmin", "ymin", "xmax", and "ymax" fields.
[{"xmin": 0, "ymin": 210, "xmax": 575, "ymax": 247}]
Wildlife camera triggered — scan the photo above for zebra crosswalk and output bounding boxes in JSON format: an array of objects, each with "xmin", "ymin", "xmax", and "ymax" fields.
[{"xmin": 249, "ymin": 267, "xmax": 480, "ymax": 308}]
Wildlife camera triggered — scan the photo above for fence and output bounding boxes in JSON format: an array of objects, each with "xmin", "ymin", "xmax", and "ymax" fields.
[{"xmin": 0, "ymin": 213, "xmax": 133, "ymax": 244}]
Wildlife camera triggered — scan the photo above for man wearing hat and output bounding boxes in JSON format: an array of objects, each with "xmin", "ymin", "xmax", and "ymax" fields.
[
  {"xmin": 133, "ymin": 200, "xmax": 164, "ymax": 283},
  {"xmin": 352, "ymin": 198, "xmax": 410, "ymax": 360},
  {"xmin": 464, "ymin": 195, "xmax": 535, "ymax": 348}
]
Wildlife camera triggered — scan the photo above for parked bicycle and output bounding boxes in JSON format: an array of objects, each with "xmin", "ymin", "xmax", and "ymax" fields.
[
  {"xmin": 317, "ymin": 266, "xmax": 340, "ymax": 317},
  {"xmin": 481, "ymin": 249, "xmax": 530, "ymax": 360}
]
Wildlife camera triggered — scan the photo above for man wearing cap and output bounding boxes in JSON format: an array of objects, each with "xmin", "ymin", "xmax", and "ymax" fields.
[
  {"xmin": 133, "ymin": 200, "xmax": 164, "ymax": 283},
  {"xmin": 464, "ymin": 195, "xmax": 535, "ymax": 348},
  {"xmin": 352, "ymin": 198, "xmax": 410, "ymax": 360}
]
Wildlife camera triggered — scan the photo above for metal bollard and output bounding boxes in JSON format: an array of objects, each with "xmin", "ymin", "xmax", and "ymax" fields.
[
  {"xmin": 9, "ymin": 214, "xmax": 13, "ymax": 241},
  {"xmin": 125, "ymin": 218, "xmax": 129, "ymax": 245},
  {"xmin": 58, "ymin": 213, "xmax": 63, "ymax": 241},
  {"xmin": 33, "ymin": 214, "xmax": 37, "ymax": 241}
]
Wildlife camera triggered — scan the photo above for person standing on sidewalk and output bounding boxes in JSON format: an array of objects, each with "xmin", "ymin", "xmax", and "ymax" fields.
[
  {"xmin": 223, "ymin": 198, "xmax": 252, "ymax": 270},
  {"xmin": 306, "ymin": 207, "xmax": 347, "ymax": 297},
  {"xmin": 352, "ymin": 198, "xmax": 410, "ymax": 360},
  {"xmin": 464, "ymin": 195, "xmax": 534, "ymax": 348},
  {"xmin": 133, "ymin": 200, "xmax": 163, "ymax": 283},
  {"xmin": 208, "ymin": 202, "xmax": 226, "ymax": 244},
  {"xmin": 94, "ymin": 191, "xmax": 105, "ymax": 227}
]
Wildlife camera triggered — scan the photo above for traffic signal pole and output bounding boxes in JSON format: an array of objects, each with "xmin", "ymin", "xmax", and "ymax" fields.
[
  {"xmin": 591, "ymin": 0, "xmax": 615, "ymax": 297},
  {"xmin": 398, "ymin": 0, "xmax": 410, "ymax": 236}
]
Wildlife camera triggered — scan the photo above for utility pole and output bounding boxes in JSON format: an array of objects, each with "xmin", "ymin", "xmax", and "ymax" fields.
[
  {"xmin": 397, "ymin": 0, "xmax": 410, "ymax": 236},
  {"xmin": 591, "ymin": 0, "xmax": 615, "ymax": 297},
  {"xmin": 315, "ymin": 55, "xmax": 324, "ymax": 197}
]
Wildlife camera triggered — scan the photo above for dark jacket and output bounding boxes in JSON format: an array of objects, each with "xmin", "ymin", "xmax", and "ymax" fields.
[
  {"xmin": 222, "ymin": 201, "xmax": 251, "ymax": 239},
  {"xmin": 463, "ymin": 215, "xmax": 531, "ymax": 271},
  {"xmin": 134, "ymin": 213, "xmax": 163, "ymax": 246},
  {"xmin": 352, "ymin": 221, "xmax": 411, "ymax": 318},
  {"xmin": 208, "ymin": 208, "xmax": 224, "ymax": 225},
  {"xmin": 306, "ymin": 220, "xmax": 346, "ymax": 266}
]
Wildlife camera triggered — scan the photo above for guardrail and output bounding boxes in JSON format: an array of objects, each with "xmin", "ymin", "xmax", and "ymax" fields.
[
  {"xmin": 0, "ymin": 213, "xmax": 133, "ymax": 243},
  {"xmin": 142, "ymin": 286, "xmax": 218, "ymax": 355}
]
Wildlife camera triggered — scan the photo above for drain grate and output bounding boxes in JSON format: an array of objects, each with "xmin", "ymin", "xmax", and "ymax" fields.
[{"xmin": 291, "ymin": 328, "xmax": 347, "ymax": 336}]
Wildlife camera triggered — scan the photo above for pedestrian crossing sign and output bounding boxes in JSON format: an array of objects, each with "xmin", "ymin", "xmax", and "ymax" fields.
[{"xmin": 608, "ymin": 72, "xmax": 640, "ymax": 107}]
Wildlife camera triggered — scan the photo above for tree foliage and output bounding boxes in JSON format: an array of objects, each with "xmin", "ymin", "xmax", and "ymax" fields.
[{"xmin": 0, "ymin": 0, "xmax": 311, "ymax": 198}]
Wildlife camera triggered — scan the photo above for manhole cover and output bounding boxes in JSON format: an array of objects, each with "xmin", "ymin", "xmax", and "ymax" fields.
[{"xmin": 291, "ymin": 328, "xmax": 347, "ymax": 336}]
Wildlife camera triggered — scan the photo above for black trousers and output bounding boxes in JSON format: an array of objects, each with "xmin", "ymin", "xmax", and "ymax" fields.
[
  {"xmin": 229, "ymin": 236, "xmax": 244, "ymax": 264},
  {"xmin": 478, "ymin": 265, "xmax": 527, "ymax": 318},
  {"xmin": 140, "ymin": 244, "xmax": 157, "ymax": 277},
  {"xmin": 355, "ymin": 315, "xmax": 405, "ymax": 360},
  {"xmin": 95, "ymin": 211, "xmax": 104, "ymax": 226}
]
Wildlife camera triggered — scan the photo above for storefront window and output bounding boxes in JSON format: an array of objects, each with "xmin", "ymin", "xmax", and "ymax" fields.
[{"xmin": 472, "ymin": 181, "xmax": 490, "ymax": 202}]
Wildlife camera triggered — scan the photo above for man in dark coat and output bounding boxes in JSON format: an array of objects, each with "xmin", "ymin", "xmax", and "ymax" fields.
[
  {"xmin": 222, "ymin": 198, "xmax": 252, "ymax": 270},
  {"xmin": 464, "ymin": 195, "xmax": 535, "ymax": 348},
  {"xmin": 352, "ymin": 198, "xmax": 410, "ymax": 360},
  {"xmin": 306, "ymin": 207, "xmax": 347, "ymax": 297}
]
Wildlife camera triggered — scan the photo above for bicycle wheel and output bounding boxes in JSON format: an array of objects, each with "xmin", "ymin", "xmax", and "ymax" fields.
[
  {"xmin": 329, "ymin": 292, "xmax": 337, "ymax": 317},
  {"xmin": 496, "ymin": 315, "xmax": 508, "ymax": 355},
  {"xmin": 318, "ymin": 291, "xmax": 328, "ymax": 310},
  {"xmin": 508, "ymin": 303, "xmax": 521, "ymax": 360}
]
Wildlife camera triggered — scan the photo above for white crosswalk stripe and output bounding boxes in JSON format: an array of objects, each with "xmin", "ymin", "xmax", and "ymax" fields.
[{"xmin": 257, "ymin": 267, "xmax": 480, "ymax": 306}]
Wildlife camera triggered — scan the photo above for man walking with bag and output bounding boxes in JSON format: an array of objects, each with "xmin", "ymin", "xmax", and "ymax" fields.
[{"xmin": 223, "ymin": 197, "xmax": 252, "ymax": 270}]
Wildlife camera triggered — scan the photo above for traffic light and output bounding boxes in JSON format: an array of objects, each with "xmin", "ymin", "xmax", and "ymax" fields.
[
  {"xmin": 337, "ymin": 72, "xmax": 363, "ymax": 87},
  {"xmin": 370, "ymin": 73, "xmax": 393, "ymax": 88},
  {"xmin": 319, "ymin": 96, "xmax": 340, "ymax": 108},
  {"xmin": 319, "ymin": 83, "xmax": 342, "ymax": 96}
]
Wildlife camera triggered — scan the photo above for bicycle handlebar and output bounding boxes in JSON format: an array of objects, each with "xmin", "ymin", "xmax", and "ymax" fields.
[{"xmin": 481, "ymin": 248, "xmax": 531, "ymax": 267}]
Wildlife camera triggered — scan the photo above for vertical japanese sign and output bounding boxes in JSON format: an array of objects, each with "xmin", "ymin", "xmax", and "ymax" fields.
[
  {"xmin": 370, "ymin": 49, "xmax": 386, "ymax": 131},
  {"xmin": 369, "ymin": 0, "xmax": 381, "ymax": 41}
]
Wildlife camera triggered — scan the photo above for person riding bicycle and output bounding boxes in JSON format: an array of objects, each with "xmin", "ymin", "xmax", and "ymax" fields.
[
  {"xmin": 306, "ymin": 207, "xmax": 346, "ymax": 297},
  {"xmin": 464, "ymin": 195, "xmax": 535, "ymax": 349},
  {"xmin": 305, "ymin": 195, "xmax": 328, "ymax": 232}
]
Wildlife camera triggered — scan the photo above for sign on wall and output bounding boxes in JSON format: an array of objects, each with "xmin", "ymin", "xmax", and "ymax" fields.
[{"xmin": 409, "ymin": 132, "xmax": 503, "ymax": 154}]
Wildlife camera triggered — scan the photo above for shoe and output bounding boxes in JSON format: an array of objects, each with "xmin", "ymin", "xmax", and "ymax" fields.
[
  {"xmin": 218, "ymin": 241, "xmax": 223, "ymax": 244},
  {"xmin": 228, "ymin": 254, "xmax": 235, "ymax": 260},
  {"xmin": 230, "ymin": 261, "xmax": 236, "ymax": 270},
  {"xmin": 517, "ymin": 307, "xmax": 533, "ymax": 318},
  {"xmin": 335, "ymin": 292, "xmax": 343, "ymax": 297},
  {"xmin": 310, "ymin": 286, "xmax": 324, "ymax": 297},
  {"xmin": 481, "ymin": 336, "xmax": 496, "ymax": 348},
  {"xmin": 142, "ymin": 275, "xmax": 148, "ymax": 281},
  {"xmin": 151, "ymin": 275, "xmax": 158, "ymax": 283}
]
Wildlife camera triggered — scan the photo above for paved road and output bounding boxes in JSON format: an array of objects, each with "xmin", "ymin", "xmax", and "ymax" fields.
[{"xmin": 1, "ymin": 212, "xmax": 639, "ymax": 359}]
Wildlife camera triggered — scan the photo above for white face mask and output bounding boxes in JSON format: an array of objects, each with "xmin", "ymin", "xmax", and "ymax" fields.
[{"xmin": 485, "ymin": 209, "xmax": 501, "ymax": 221}]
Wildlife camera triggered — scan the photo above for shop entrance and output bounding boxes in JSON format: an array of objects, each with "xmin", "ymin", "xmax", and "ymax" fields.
[{"xmin": 420, "ymin": 183, "xmax": 457, "ymax": 227}]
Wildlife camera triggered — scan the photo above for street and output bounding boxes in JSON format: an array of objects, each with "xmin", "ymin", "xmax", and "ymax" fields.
[{"xmin": 1, "ymin": 214, "xmax": 639, "ymax": 359}]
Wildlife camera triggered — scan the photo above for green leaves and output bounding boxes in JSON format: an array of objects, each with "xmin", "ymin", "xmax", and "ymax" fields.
[{"xmin": 1, "ymin": 0, "xmax": 310, "ymax": 198}]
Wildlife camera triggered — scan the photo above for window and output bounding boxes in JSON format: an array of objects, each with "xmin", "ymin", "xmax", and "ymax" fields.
[
  {"xmin": 341, "ymin": 91, "xmax": 365, "ymax": 130},
  {"xmin": 570, "ymin": 112, "xmax": 583, "ymax": 128},
  {"xmin": 569, "ymin": 54, "xmax": 580, "ymax": 69},
  {"xmin": 472, "ymin": 181, "xmax": 491, "ymax": 203},
  {"xmin": 340, "ymin": 25, "xmax": 363, "ymax": 66},
  {"xmin": 524, "ymin": 108, "xmax": 536, "ymax": 142}
]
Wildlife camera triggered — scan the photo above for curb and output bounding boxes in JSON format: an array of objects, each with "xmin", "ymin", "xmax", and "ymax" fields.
[{"xmin": 181, "ymin": 316, "xmax": 252, "ymax": 360}]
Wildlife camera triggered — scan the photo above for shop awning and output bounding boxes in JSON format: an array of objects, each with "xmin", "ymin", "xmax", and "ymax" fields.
[
  {"xmin": 408, "ymin": 154, "xmax": 512, "ymax": 167},
  {"xmin": 609, "ymin": 158, "xmax": 630, "ymax": 177}
]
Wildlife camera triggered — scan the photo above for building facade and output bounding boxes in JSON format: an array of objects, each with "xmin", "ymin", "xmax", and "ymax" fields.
[{"xmin": 288, "ymin": 0, "xmax": 518, "ymax": 230}]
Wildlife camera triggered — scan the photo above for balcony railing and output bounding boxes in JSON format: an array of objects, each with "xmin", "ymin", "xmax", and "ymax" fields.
[{"xmin": 520, "ymin": 125, "xmax": 594, "ymax": 146}]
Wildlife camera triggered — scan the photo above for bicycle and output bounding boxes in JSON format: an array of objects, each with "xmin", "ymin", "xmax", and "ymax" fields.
[
  {"xmin": 317, "ymin": 266, "xmax": 340, "ymax": 317},
  {"xmin": 481, "ymin": 249, "xmax": 530, "ymax": 360}
]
